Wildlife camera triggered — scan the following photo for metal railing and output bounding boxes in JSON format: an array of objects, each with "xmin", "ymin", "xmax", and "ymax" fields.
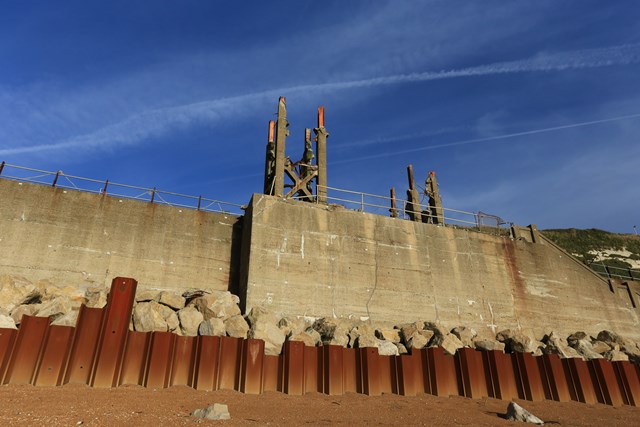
[
  {"xmin": 0, "ymin": 162, "xmax": 245, "ymax": 215},
  {"xmin": 303, "ymin": 184, "xmax": 512, "ymax": 234},
  {"xmin": 589, "ymin": 261, "xmax": 640, "ymax": 281}
]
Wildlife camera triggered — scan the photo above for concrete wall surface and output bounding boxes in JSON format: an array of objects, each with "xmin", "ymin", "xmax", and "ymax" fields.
[
  {"xmin": 0, "ymin": 180, "xmax": 241, "ymax": 292},
  {"xmin": 241, "ymin": 194, "xmax": 640, "ymax": 340}
]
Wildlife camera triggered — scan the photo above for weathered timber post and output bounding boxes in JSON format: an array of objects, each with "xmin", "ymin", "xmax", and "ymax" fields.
[
  {"xmin": 314, "ymin": 106, "xmax": 328, "ymax": 203},
  {"xmin": 389, "ymin": 187, "xmax": 398, "ymax": 218},
  {"xmin": 264, "ymin": 120, "xmax": 276, "ymax": 194},
  {"xmin": 274, "ymin": 97, "xmax": 289, "ymax": 197},
  {"xmin": 406, "ymin": 165, "xmax": 421, "ymax": 221},
  {"xmin": 425, "ymin": 171, "xmax": 444, "ymax": 224}
]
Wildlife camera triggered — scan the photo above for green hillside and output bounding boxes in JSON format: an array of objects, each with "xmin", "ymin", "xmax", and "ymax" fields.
[{"xmin": 541, "ymin": 228, "xmax": 640, "ymax": 280}]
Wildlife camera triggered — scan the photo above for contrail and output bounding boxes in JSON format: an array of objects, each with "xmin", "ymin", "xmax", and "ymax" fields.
[
  {"xmin": 2, "ymin": 44, "xmax": 640, "ymax": 156},
  {"xmin": 333, "ymin": 112, "xmax": 640, "ymax": 164}
]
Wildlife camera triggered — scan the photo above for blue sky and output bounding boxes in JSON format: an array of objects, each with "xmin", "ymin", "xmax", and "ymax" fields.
[{"xmin": 1, "ymin": 1, "xmax": 639, "ymax": 232}]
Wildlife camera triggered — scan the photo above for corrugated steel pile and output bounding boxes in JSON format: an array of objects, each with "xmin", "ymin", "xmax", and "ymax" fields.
[{"xmin": 1, "ymin": 277, "xmax": 639, "ymax": 407}]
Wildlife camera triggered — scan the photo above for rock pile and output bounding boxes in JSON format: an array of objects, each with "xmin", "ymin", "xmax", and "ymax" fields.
[{"xmin": 2, "ymin": 274, "xmax": 640, "ymax": 361}]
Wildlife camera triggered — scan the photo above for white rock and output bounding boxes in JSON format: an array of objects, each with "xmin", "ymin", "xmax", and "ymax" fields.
[
  {"xmin": 191, "ymin": 403, "xmax": 230, "ymax": 420},
  {"xmin": 199, "ymin": 318, "xmax": 226, "ymax": 336},
  {"xmin": 10, "ymin": 304, "xmax": 41, "ymax": 325},
  {"xmin": 177, "ymin": 306, "xmax": 203, "ymax": 336},
  {"xmin": 505, "ymin": 401, "xmax": 544, "ymax": 425},
  {"xmin": 37, "ymin": 296, "xmax": 72, "ymax": 321},
  {"xmin": 0, "ymin": 314, "xmax": 17, "ymax": 329},
  {"xmin": 132, "ymin": 302, "xmax": 168, "ymax": 332},
  {"xmin": 224, "ymin": 315, "xmax": 249, "ymax": 338},
  {"xmin": 51, "ymin": 311, "xmax": 79, "ymax": 327},
  {"xmin": 159, "ymin": 292, "xmax": 185, "ymax": 310}
]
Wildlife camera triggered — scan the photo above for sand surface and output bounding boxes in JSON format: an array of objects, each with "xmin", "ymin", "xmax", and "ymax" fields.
[{"xmin": 1, "ymin": 384, "xmax": 640, "ymax": 426}]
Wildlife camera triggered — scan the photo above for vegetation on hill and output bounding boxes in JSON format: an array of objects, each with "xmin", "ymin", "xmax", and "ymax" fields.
[{"xmin": 541, "ymin": 228, "xmax": 640, "ymax": 279}]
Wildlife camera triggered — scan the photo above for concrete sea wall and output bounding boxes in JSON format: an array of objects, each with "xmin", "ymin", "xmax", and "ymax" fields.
[
  {"xmin": 0, "ymin": 179, "xmax": 241, "ymax": 292},
  {"xmin": 241, "ymin": 194, "xmax": 640, "ymax": 340}
]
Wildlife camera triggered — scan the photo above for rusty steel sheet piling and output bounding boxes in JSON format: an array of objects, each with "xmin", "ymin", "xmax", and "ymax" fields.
[{"xmin": 0, "ymin": 276, "xmax": 638, "ymax": 408}]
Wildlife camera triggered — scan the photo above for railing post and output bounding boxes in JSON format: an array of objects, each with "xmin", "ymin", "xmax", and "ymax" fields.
[
  {"xmin": 150, "ymin": 187, "xmax": 156, "ymax": 204},
  {"xmin": 361, "ymin": 192, "xmax": 365, "ymax": 212},
  {"xmin": 197, "ymin": 195, "xmax": 202, "ymax": 211},
  {"xmin": 102, "ymin": 179, "xmax": 109, "ymax": 195},
  {"xmin": 52, "ymin": 170, "xmax": 61, "ymax": 187},
  {"xmin": 389, "ymin": 187, "xmax": 398, "ymax": 218},
  {"xmin": 604, "ymin": 265, "xmax": 611, "ymax": 279},
  {"xmin": 0, "ymin": 161, "xmax": 5, "ymax": 176}
]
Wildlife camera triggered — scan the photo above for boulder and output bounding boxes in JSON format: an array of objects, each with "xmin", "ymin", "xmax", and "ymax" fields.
[
  {"xmin": 375, "ymin": 328, "xmax": 401, "ymax": 344},
  {"xmin": 569, "ymin": 338, "xmax": 603, "ymax": 360},
  {"xmin": 0, "ymin": 275, "xmax": 40, "ymax": 313},
  {"xmin": 135, "ymin": 289, "xmax": 161, "ymax": 303},
  {"xmin": 158, "ymin": 292, "xmax": 185, "ymax": 311},
  {"xmin": 191, "ymin": 403, "xmax": 230, "ymax": 421},
  {"xmin": 496, "ymin": 329, "xmax": 540, "ymax": 353},
  {"xmin": 177, "ymin": 306, "xmax": 204, "ymax": 336},
  {"xmin": 397, "ymin": 322, "xmax": 423, "ymax": 345},
  {"xmin": 438, "ymin": 334, "xmax": 464, "ymax": 356},
  {"xmin": 85, "ymin": 288, "xmax": 108, "ymax": 308},
  {"xmin": 41, "ymin": 285, "xmax": 86, "ymax": 309},
  {"xmin": 566, "ymin": 331, "xmax": 588, "ymax": 347},
  {"xmin": 597, "ymin": 330, "xmax": 627, "ymax": 347},
  {"xmin": 198, "ymin": 318, "xmax": 226, "ymax": 336},
  {"xmin": 247, "ymin": 305, "xmax": 278, "ymax": 327},
  {"xmin": 590, "ymin": 340, "xmax": 612, "ymax": 354},
  {"xmin": 406, "ymin": 330, "xmax": 434, "ymax": 349},
  {"xmin": 10, "ymin": 304, "xmax": 41, "ymax": 325},
  {"xmin": 224, "ymin": 315, "xmax": 250, "ymax": 338},
  {"xmin": 193, "ymin": 292, "xmax": 241, "ymax": 320},
  {"xmin": 132, "ymin": 301, "xmax": 168, "ymax": 332},
  {"xmin": 423, "ymin": 321, "xmax": 449, "ymax": 345},
  {"xmin": 278, "ymin": 316, "xmax": 307, "ymax": 337},
  {"xmin": 377, "ymin": 340, "xmax": 399, "ymax": 356},
  {"xmin": 351, "ymin": 324, "xmax": 377, "ymax": 348},
  {"xmin": 473, "ymin": 339, "xmax": 506, "ymax": 352},
  {"xmin": 451, "ymin": 326, "xmax": 477, "ymax": 347},
  {"xmin": 395, "ymin": 342, "xmax": 409, "ymax": 355},
  {"xmin": 620, "ymin": 342, "xmax": 640, "ymax": 363},
  {"xmin": 250, "ymin": 322, "xmax": 285, "ymax": 356},
  {"xmin": 289, "ymin": 331, "xmax": 317, "ymax": 347},
  {"xmin": 312, "ymin": 318, "xmax": 352, "ymax": 347},
  {"xmin": 543, "ymin": 332, "xmax": 581, "ymax": 359},
  {"xmin": 505, "ymin": 402, "xmax": 544, "ymax": 425},
  {"xmin": 155, "ymin": 303, "xmax": 180, "ymax": 332},
  {"xmin": 604, "ymin": 349, "xmax": 629, "ymax": 362},
  {"xmin": 51, "ymin": 311, "xmax": 79, "ymax": 327},
  {"xmin": 0, "ymin": 314, "xmax": 17, "ymax": 329},
  {"xmin": 37, "ymin": 296, "xmax": 72, "ymax": 321}
]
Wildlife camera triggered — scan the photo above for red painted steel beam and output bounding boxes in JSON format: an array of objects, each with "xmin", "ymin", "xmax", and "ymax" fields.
[
  {"xmin": 456, "ymin": 348, "xmax": 490, "ymax": 399},
  {"xmin": 240, "ymin": 339, "xmax": 265, "ymax": 394},
  {"xmin": 34, "ymin": 325, "xmax": 75, "ymax": 386},
  {"xmin": 342, "ymin": 348, "xmax": 360, "ymax": 394},
  {"xmin": 3, "ymin": 315, "xmax": 49, "ymax": 384},
  {"xmin": 283, "ymin": 341, "xmax": 304, "ymax": 395},
  {"xmin": 590, "ymin": 359, "xmax": 624, "ymax": 407},
  {"xmin": 360, "ymin": 347, "xmax": 382, "ymax": 396},
  {"xmin": 119, "ymin": 331, "xmax": 151, "ymax": 386},
  {"xmin": 0, "ymin": 328, "xmax": 17, "ymax": 383},
  {"xmin": 261, "ymin": 354, "xmax": 281, "ymax": 392},
  {"xmin": 486, "ymin": 351, "xmax": 519, "ymax": 401},
  {"xmin": 91, "ymin": 277, "xmax": 137, "ymax": 388},
  {"xmin": 565, "ymin": 358, "xmax": 599, "ymax": 404},
  {"xmin": 323, "ymin": 345, "xmax": 344, "ymax": 395},
  {"xmin": 514, "ymin": 352, "xmax": 547, "ymax": 401},
  {"xmin": 64, "ymin": 305, "xmax": 105, "ymax": 385},
  {"xmin": 613, "ymin": 361, "xmax": 640, "ymax": 406},
  {"xmin": 303, "ymin": 345, "xmax": 322, "ymax": 394},
  {"xmin": 427, "ymin": 347, "xmax": 460, "ymax": 397},
  {"xmin": 170, "ymin": 336, "xmax": 197, "ymax": 387},
  {"xmin": 144, "ymin": 332, "xmax": 176, "ymax": 389},
  {"xmin": 194, "ymin": 336, "xmax": 221, "ymax": 391},
  {"xmin": 218, "ymin": 336, "xmax": 243, "ymax": 391},
  {"xmin": 540, "ymin": 354, "xmax": 573, "ymax": 402}
]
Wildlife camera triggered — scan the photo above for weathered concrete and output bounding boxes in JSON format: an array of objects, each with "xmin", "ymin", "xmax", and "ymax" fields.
[
  {"xmin": 240, "ymin": 194, "xmax": 640, "ymax": 340},
  {"xmin": 0, "ymin": 179, "xmax": 241, "ymax": 292}
]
